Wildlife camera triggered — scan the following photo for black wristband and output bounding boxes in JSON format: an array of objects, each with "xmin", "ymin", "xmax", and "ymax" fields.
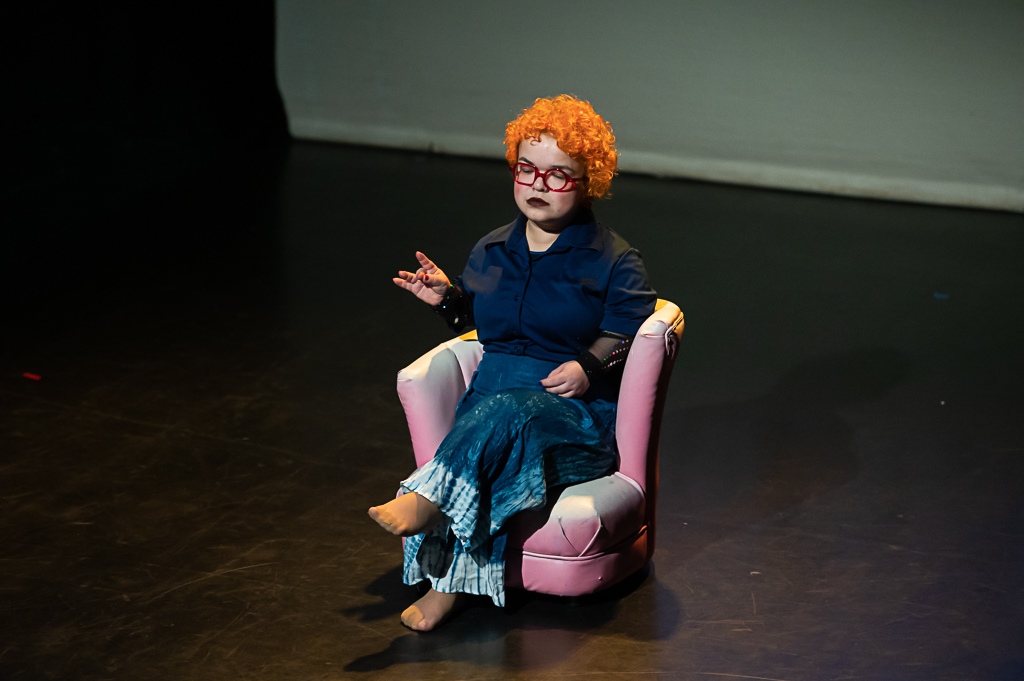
[
  {"xmin": 432, "ymin": 284, "xmax": 465, "ymax": 328},
  {"xmin": 574, "ymin": 350, "xmax": 603, "ymax": 383}
]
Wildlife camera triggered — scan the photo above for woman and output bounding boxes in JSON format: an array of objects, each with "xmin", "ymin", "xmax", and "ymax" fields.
[{"xmin": 369, "ymin": 95, "xmax": 657, "ymax": 631}]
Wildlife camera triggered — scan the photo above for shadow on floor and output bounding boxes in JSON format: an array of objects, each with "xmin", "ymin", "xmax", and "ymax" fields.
[
  {"xmin": 343, "ymin": 347, "xmax": 914, "ymax": 673},
  {"xmin": 343, "ymin": 562, "xmax": 679, "ymax": 673}
]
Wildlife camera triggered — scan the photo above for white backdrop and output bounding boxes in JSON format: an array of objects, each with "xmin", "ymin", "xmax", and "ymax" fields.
[{"xmin": 277, "ymin": 1, "xmax": 1024, "ymax": 212}]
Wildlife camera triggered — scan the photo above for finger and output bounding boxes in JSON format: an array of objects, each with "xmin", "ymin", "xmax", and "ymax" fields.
[
  {"xmin": 415, "ymin": 251, "xmax": 437, "ymax": 273},
  {"xmin": 543, "ymin": 375, "xmax": 571, "ymax": 393},
  {"xmin": 396, "ymin": 270, "xmax": 419, "ymax": 281},
  {"xmin": 415, "ymin": 273, "xmax": 447, "ymax": 288},
  {"xmin": 560, "ymin": 381, "xmax": 586, "ymax": 398},
  {"xmin": 539, "ymin": 369, "xmax": 566, "ymax": 387},
  {"xmin": 392, "ymin": 278, "xmax": 420, "ymax": 292}
]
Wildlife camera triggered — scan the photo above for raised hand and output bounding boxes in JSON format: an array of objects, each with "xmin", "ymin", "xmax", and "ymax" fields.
[
  {"xmin": 540, "ymin": 361, "xmax": 590, "ymax": 399},
  {"xmin": 393, "ymin": 251, "xmax": 451, "ymax": 306}
]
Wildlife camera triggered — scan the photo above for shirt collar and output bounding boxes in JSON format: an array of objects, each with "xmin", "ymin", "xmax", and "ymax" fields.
[{"xmin": 491, "ymin": 208, "xmax": 601, "ymax": 254}]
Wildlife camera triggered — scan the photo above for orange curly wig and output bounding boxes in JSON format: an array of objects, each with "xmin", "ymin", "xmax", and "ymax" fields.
[{"xmin": 504, "ymin": 95, "xmax": 618, "ymax": 202}]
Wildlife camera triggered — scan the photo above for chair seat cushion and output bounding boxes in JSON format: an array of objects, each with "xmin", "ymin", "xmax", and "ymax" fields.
[{"xmin": 512, "ymin": 472, "xmax": 646, "ymax": 558}]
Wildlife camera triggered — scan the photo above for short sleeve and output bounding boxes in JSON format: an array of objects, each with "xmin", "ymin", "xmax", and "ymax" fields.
[{"xmin": 599, "ymin": 248, "xmax": 658, "ymax": 336}]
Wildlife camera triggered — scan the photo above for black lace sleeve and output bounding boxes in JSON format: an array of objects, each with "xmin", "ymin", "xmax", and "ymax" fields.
[{"xmin": 574, "ymin": 330, "xmax": 633, "ymax": 384}]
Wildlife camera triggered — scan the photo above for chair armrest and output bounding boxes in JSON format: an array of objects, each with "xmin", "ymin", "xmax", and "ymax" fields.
[
  {"xmin": 397, "ymin": 333, "xmax": 484, "ymax": 468},
  {"xmin": 615, "ymin": 300, "xmax": 682, "ymax": 562},
  {"xmin": 615, "ymin": 301, "xmax": 684, "ymax": 493}
]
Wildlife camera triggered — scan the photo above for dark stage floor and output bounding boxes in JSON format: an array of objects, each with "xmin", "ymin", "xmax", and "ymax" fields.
[{"xmin": 3, "ymin": 141, "xmax": 1023, "ymax": 680}]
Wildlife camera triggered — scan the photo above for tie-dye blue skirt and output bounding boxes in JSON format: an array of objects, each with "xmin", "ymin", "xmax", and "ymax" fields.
[{"xmin": 401, "ymin": 351, "xmax": 618, "ymax": 606}]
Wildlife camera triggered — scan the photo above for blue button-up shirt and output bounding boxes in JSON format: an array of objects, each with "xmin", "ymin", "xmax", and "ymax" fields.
[{"xmin": 458, "ymin": 210, "xmax": 657, "ymax": 364}]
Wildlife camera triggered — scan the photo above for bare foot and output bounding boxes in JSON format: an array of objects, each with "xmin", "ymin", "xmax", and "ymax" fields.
[
  {"xmin": 401, "ymin": 589, "xmax": 464, "ymax": 631},
  {"xmin": 368, "ymin": 492, "xmax": 443, "ymax": 536}
]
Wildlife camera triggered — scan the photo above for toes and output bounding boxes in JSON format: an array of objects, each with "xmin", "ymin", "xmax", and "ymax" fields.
[
  {"xmin": 401, "ymin": 591, "xmax": 463, "ymax": 632},
  {"xmin": 401, "ymin": 601, "xmax": 440, "ymax": 632},
  {"xmin": 375, "ymin": 519, "xmax": 403, "ymax": 535},
  {"xmin": 368, "ymin": 507, "xmax": 404, "ymax": 535},
  {"xmin": 401, "ymin": 605, "xmax": 425, "ymax": 630}
]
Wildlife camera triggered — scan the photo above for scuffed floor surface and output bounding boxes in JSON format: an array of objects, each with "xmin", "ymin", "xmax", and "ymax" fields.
[{"xmin": 2, "ymin": 141, "xmax": 1023, "ymax": 680}]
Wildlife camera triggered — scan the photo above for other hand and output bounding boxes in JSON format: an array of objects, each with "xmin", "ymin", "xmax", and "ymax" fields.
[
  {"xmin": 393, "ymin": 251, "xmax": 451, "ymax": 306},
  {"xmin": 540, "ymin": 361, "xmax": 590, "ymax": 399}
]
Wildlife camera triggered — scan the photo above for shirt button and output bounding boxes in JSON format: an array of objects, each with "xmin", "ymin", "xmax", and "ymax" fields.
[
  {"xmin": 513, "ymin": 294, "xmax": 519, "ymax": 301},
  {"xmin": 514, "ymin": 347, "xmax": 522, "ymax": 354}
]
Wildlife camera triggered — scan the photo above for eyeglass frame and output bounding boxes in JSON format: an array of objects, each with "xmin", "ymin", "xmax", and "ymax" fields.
[{"xmin": 509, "ymin": 162, "xmax": 587, "ymax": 192}]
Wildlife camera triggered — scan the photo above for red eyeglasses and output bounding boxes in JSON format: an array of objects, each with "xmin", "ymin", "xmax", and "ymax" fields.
[{"xmin": 510, "ymin": 163, "xmax": 586, "ymax": 192}]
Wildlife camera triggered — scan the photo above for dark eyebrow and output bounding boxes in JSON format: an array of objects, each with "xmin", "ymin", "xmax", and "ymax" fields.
[{"xmin": 517, "ymin": 156, "xmax": 575, "ymax": 171}]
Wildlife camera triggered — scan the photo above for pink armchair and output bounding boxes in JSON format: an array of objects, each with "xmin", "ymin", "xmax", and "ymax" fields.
[{"xmin": 396, "ymin": 300, "xmax": 683, "ymax": 596}]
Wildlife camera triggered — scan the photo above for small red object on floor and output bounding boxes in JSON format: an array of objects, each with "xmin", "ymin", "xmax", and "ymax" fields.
[{"xmin": 23, "ymin": 373, "xmax": 41, "ymax": 380}]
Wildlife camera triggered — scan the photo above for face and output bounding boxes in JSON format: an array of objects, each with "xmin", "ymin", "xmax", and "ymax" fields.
[{"xmin": 513, "ymin": 134, "xmax": 587, "ymax": 232}]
